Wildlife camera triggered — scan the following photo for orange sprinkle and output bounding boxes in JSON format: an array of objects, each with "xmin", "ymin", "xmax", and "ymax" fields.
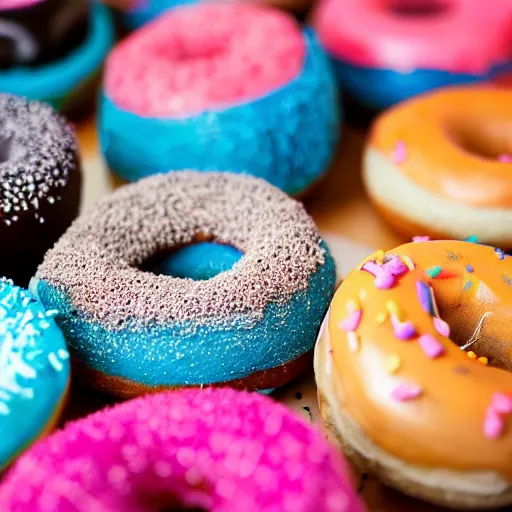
[
  {"xmin": 478, "ymin": 357, "xmax": 489, "ymax": 366},
  {"xmin": 467, "ymin": 351, "xmax": 477, "ymax": 360},
  {"xmin": 386, "ymin": 354, "xmax": 401, "ymax": 374}
]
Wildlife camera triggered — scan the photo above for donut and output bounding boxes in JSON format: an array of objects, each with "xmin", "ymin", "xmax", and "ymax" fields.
[
  {"xmin": 99, "ymin": 3, "xmax": 339, "ymax": 196},
  {"xmin": 0, "ymin": 0, "xmax": 114, "ymax": 117},
  {"xmin": 0, "ymin": 387, "xmax": 366, "ymax": 512},
  {"xmin": 315, "ymin": 239, "xmax": 512, "ymax": 508},
  {"xmin": 364, "ymin": 86, "xmax": 512, "ymax": 246},
  {"xmin": 0, "ymin": 94, "xmax": 81, "ymax": 286},
  {"xmin": 30, "ymin": 171, "xmax": 336, "ymax": 398},
  {"xmin": 117, "ymin": 0, "xmax": 314, "ymax": 30},
  {"xmin": 312, "ymin": 0, "xmax": 512, "ymax": 110},
  {"xmin": 0, "ymin": 278, "xmax": 70, "ymax": 471}
]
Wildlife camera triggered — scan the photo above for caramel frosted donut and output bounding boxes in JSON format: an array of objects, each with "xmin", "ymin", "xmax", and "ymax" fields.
[
  {"xmin": 364, "ymin": 86, "xmax": 512, "ymax": 246},
  {"xmin": 315, "ymin": 239, "xmax": 512, "ymax": 509}
]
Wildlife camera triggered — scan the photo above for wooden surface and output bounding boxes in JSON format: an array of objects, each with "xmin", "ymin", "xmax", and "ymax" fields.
[{"xmin": 66, "ymin": 117, "xmax": 453, "ymax": 511}]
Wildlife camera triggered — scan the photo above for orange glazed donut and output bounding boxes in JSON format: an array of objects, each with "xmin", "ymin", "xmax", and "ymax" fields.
[
  {"xmin": 315, "ymin": 239, "xmax": 512, "ymax": 509},
  {"xmin": 364, "ymin": 86, "xmax": 512, "ymax": 246}
]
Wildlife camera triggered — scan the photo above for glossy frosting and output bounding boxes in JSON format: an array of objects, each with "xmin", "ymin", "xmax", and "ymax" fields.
[
  {"xmin": 370, "ymin": 86, "xmax": 512, "ymax": 207},
  {"xmin": 0, "ymin": 3, "xmax": 114, "ymax": 110},
  {"xmin": 0, "ymin": 279, "xmax": 69, "ymax": 470},
  {"xmin": 100, "ymin": 27, "xmax": 339, "ymax": 195},
  {"xmin": 324, "ymin": 240, "xmax": 512, "ymax": 480}
]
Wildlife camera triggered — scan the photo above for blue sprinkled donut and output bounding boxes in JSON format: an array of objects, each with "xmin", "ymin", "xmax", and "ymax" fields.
[
  {"xmin": 0, "ymin": 279, "xmax": 70, "ymax": 470},
  {"xmin": 0, "ymin": 2, "xmax": 114, "ymax": 115},
  {"xmin": 99, "ymin": 3, "xmax": 340, "ymax": 196},
  {"xmin": 31, "ymin": 171, "xmax": 336, "ymax": 398}
]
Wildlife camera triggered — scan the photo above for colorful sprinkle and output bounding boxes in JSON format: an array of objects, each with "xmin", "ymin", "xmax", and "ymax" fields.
[
  {"xmin": 433, "ymin": 317, "xmax": 450, "ymax": 337},
  {"xmin": 412, "ymin": 236, "xmax": 430, "ymax": 242},
  {"xmin": 359, "ymin": 289, "xmax": 367, "ymax": 301},
  {"xmin": 466, "ymin": 236, "xmax": 478, "ymax": 243},
  {"xmin": 463, "ymin": 281, "xmax": 473, "ymax": 291},
  {"xmin": 467, "ymin": 351, "xmax": 477, "ymax": 360},
  {"xmin": 484, "ymin": 408, "xmax": 504, "ymax": 439},
  {"xmin": 386, "ymin": 301, "xmax": 405, "ymax": 321},
  {"xmin": 466, "ymin": 264, "xmax": 474, "ymax": 273},
  {"xmin": 347, "ymin": 331, "xmax": 360, "ymax": 353},
  {"xmin": 478, "ymin": 357, "xmax": 489, "ymax": 366},
  {"xmin": 362, "ymin": 256, "xmax": 408, "ymax": 290},
  {"xmin": 391, "ymin": 315, "xmax": 416, "ymax": 340},
  {"xmin": 401, "ymin": 255, "xmax": 415, "ymax": 271},
  {"xmin": 376, "ymin": 312, "xmax": 388, "ymax": 324},
  {"xmin": 426, "ymin": 266, "xmax": 442, "ymax": 279},
  {"xmin": 345, "ymin": 298, "xmax": 360, "ymax": 313},
  {"xmin": 495, "ymin": 248, "xmax": 505, "ymax": 260},
  {"xmin": 391, "ymin": 383, "xmax": 423, "ymax": 402},
  {"xmin": 418, "ymin": 334, "xmax": 445, "ymax": 359},
  {"xmin": 498, "ymin": 154, "xmax": 512, "ymax": 163},
  {"xmin": 339, "ymin": 310, "xmax": 362, "ymax": 333},
  {"xmin": 385, "ymin": 354, "xmax": 401, "ymax": 374},
  {"xmin": 392, "ymin": 141, "xmax": 407, "ymax": 165},
  {"xmin": 416, "ymin": 281, "xmax": 434, "ymax": 315},
  {"xmin": 491, "ymin": 393, "xmax": 512, "ymax": 414}
]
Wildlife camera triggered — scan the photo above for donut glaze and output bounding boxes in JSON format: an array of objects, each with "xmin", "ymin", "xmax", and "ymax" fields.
[
  {"xmin": 31, "ymin": 172, "xmax": 335, "ymax": 397},
  {"xmin": 312, "ymin": 0, "xmax": 512, "ymax": 109},
  {"xmin": 0, "ymin": 2, "xmax": 114, "ymax": 115},
  {"xmin": 0, "ymin": 279, "xmax": 70, "ymax": 471},
  {"xmin": 315, "ymin": 240, "xmax": 512, "ymax": 507},
  {"xmin": 100, "ymin": 3, "xmax": 339, "ymax": 196},
  {"xmin": 0, "ymin": 94, "xmax": 81, "ymax": 286},
  {"xmin": 364, "ymin": 86, "xmax": 512, "ymax": 245},
  {"xmin": 0, "ymin": 388, "xmax": 365, "ymax": 512}
]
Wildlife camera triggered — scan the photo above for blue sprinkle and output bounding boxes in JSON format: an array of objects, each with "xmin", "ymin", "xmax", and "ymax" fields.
[
  {"xmin": 465, "ymin": 236, "xmax": 478, "ymax": 243},
  {"xmin": 466, "ymin": 264, "xmax": 474, "ymax": 273},
  {"xmin": 464, "ymin": 281, "xmax": 473, "ymax": 291},
  {"xmin": 495, "ymin": 248, "xmax": 505, "ymax": 260}
]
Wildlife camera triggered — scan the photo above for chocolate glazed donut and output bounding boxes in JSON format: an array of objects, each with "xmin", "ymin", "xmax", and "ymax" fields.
[{"xmin": 0, "ymin": 0, "xmax": 89, "ymax": 68}]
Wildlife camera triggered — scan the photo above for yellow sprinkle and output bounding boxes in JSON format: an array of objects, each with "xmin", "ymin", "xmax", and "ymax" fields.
[
  {"xmin": 401, "ymin": 255, "xmax": 415, "ymax": 271},
  {"xmin": 374, "ymin": 249, "xmax": 385, "ymax": 264},
  {"xmin": 346, "ymin": 298, "xmax": 360, "ymax": 313},
  {"xmin": 377, "ymin": 312, "xmax": 388, "ymax": 324},
  {"xmin": 386, "ymin": 300, "xmax": 405, "ymax": 321},
  {"xmin": 359, "ymin": 289, "xmax": 367, "ymax": 301},
  {"xmin": 385, "ymin": 354, "xmax": 401, "ymax": 374},
  {"xmin": 478, "ymin": 357, "xmax": 488, "ymax": 366},
  {"xmin": 467, "ymin": 351, "xmax": 477, "ymax": 360},
  {"xmin": 347, "ymin": 332, "xmax": 360, "ymax": 353},
  {"xmin": 358, "ymin": 249, "xmax": 385, "ymax": 270}
]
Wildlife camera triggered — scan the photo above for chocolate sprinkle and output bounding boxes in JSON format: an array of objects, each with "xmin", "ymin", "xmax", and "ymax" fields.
[{"xmin": 35, "ymin": 171, "xmax": 327, "ymax": 329}]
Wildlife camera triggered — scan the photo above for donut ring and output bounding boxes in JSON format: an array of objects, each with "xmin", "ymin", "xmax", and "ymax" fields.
[
  {"xmin": 315, "ymin": 239, "xmax": 512, "ymax": 509},
  {"xmin": 0, "ymin": 93, "xmax": 81, "ymax": 286},
  {"xmin": 0, "ymin": 387, "xmax": 366, "ymax": 512},
  {"xmin": 312, "ymin": 0, "xmax": 512, "ymax": 110},
  {"xmin": 0, "ymin": 279, "xmax": 70, "ymax": 471},
  {"xmin": 364, "ymin": 86, "xmax": 512, "ymax": 246},
  {"xmin": 31, "ymin": 171, "xmax": 335, "ymax": 398},
  {"xmin": 0, "ymin": 2, "xmax": 114, "ymax": 116},
  {"xmin": 100, "ymin": 3, "xmax": 339, "ymax": 196}
]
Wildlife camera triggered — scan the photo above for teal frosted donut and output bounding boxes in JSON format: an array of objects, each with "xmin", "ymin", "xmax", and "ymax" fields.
[
  {"xmin": 0, "ymin": 2, "xmax": 114, "ymax": 115},
  {"xmin": 31, "ymin": 171, "xmax": 336, "ymax": 398},
  {"xmin": 0, "ymin": 279, "xmax": 70, "ymax": 470},
  {"xmin": 100, "ymin": 3, "xmax": 339, "ymax": 196}
]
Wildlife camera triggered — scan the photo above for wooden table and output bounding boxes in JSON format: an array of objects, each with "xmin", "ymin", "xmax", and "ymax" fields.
[{"xmin": 68, "ymin": 117, "xmax": 453, "ymax": 512}]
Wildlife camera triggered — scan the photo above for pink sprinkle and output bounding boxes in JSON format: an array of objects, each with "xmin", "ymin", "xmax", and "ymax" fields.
[
  {"xmin": 418, "ymin": 334, "xmax": 445, "ymax": 359},
  {"xmin": 484, "ymin": 408, "xmax": 504, "ymax": 439},
  {"xmin": 491, "ymin": 393, "xmax": 512, "ymax": 414},
  {"xmin": 433, "ymin": 317, "xmax": 450, "ymax": 337},
  {"xmin": 392, "ymin": 141, "xmax": 407, "ymax": 165},
  {"xmin": 391, "ymin": 383, "xmax": 423, "ymax": 402},
  {"xmin": 362, "ymin": 256, "xmax": 408, "ymax": 290},
  {"xmin": 412, "ymin": 236, "xmax": 430, "ymax": 242},
  {"xmin": 498, "ymin": 154, "xmax": 512, "ymax": 163},
  {"xmin": 339, "ymin": 310, "xmax": 362, "ymax": 333},
  {"xmin": 391, "ymin": 315, "xmax": 416, "ymax": 340}
]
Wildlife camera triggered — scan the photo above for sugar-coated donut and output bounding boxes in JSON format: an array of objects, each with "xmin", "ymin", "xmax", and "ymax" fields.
[
  {"xmin": 100, "ymin": 3, "xmax": 339, "ymax": 196},
  {"xmin": 315, "ymin": 239, "xmax": 512, "ymax": 509},
  {"xmin": 0, "ymin": 279, "xmax": 70, "ymax": 471},
  {"xmin": 30, "ymin": 171, "xmax": 335, "ymax": 398},
  {"xmin": 312, "ymin": 0, "xmax": 512, "ymax": 110},
  {"xmin": 0, "ymin": 94, "xmax": 81, "ymax": 286},
  {"xmin": 364, "ymin": 86, "xmax": 512, "ymax": 246},
  {"xmin": 0, "ymin": 388, "xmax": 366, "ymax": 512},
  {"xmin": 0, "ymin": 1, "xmax": 114, "ymax": 116}
]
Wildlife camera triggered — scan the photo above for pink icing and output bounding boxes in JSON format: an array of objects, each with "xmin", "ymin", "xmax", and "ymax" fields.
[
  {"xmin": 105, "ymin": 3, "xmax": 305, "ymax": 117},
  {"xmin": 312, "ymin": 0, "xmax": 512, "ymax": 73},
  {"xmin": 0, "ymin": 0, "xmax": 42, "ymax": 8},
  {"xmin": 433, "ymin": 317, "xmax": 450, "ymax": 337},
  {"xmin": 339, "ymin": 309, "xmax": 362, "ymax": 332},
  {"xmin": 390, "ymin": 315, "xmax": 416, "ymax": 340},
  {"xmin": 484, "ymin": 408, "xmax": 504, "ymax": 440},
  {"xmin": 418, "ymin": 334, "xmax": 445, "ymax": 358},
  {"xmin": 491, "ymin": 392, "xmax": 512, "ymax": 414},
  {"xmin": 391, "ymin": 382, "xmax": 423, "ymax": 401},
  {"xmin": 0, "ymin": 388, "xmax": 366, "ymax": 512},
  {"xmin": 412, "ymin": 236, "xmax": 430, "ymax": 242}
]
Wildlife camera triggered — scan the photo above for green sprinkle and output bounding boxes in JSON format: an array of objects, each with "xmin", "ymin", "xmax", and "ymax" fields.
[
  {"xmin": 465, "ymin": 236, "xmax": 478, "ymax": 243},
  {"xmin": 426, "ymin": 266, "xmax": 442, "ymax": 278}
]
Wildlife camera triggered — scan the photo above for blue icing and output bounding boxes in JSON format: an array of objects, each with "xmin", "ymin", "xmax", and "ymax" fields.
[
  {"xmin": 0, "ymin": 3, "xmax": 114, "ymax": 109},
  {"xmin": 33, "ymin": 244, "xmax": 335, "ymax": 388},
  {"xmin": 147, "ymin": 242, "xmax": 243, "ymax": 281},
  {"xmin": 99, "ymin": 29, "xmax": 340, "ymax": 196},
  {"xmin": 122, "ymin": 0, "xmax": 196, "ymax": 29},
  {"xmin": 331, "ymin": 58, "xmax": 512, "ymax": 111},
  {"xmin": 0, "ymin": 281, "xmax": 70, "ymax": 470}
]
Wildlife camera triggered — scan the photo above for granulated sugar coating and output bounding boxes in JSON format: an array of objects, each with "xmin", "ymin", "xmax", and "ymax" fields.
[
  {"xmin": 34, "ymin": 171, "xmax": 327, "ymax": 329},
  {"xmin": 0, "ymin": 388, "xmax": 366, "ymax": 512},
  {"xmin": 104, "ymin": 3, "xmax": 305, "ymax": 117}
]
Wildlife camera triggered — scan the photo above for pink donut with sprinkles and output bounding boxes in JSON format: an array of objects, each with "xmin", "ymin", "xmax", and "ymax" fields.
[{"xmin": 0, "ymin": 388, "xmax": 366, "ymax": 512}]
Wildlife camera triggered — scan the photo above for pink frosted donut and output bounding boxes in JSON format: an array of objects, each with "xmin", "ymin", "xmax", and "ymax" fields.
[
  {"xmin": 0, "ymin": 0, "xmax": 43, "ymax": 8},
  {"xmin": 105, "ymin": 3, "xmax": 305, "ymax": 117},
  {"xmin": 314, "ymin": 0, "xmax": 512, "ymax": 73},
  {"xmin": 0, "ymin": 388, "xmax": 366, "ymax": 512}
]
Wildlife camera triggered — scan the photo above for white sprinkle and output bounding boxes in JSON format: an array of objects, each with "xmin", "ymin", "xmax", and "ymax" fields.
[
  {"xmin": 48, "ymin": 353, "xmax": 63, "ymax": 372},
  {"xmin": 57, "ymin": 349, "xmax": 69, "ymax": 360}
]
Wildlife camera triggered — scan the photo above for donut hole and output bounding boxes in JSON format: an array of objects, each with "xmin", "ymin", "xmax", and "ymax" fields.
[
  {"xmin": 140, "ymin": 242, "xmax": 243, "ymax": 281},
  {"xmin": 448, "ymin": 119, "xmax": 512, "ymax": 162},
  {"xmin": 386, "ymin": 0, "xmax": 450, "ymax": 17}
]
